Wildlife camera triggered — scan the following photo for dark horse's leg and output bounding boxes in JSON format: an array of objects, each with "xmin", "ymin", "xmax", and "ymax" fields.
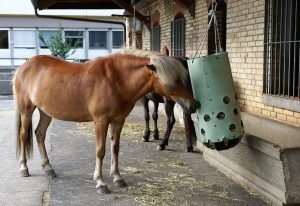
[
  {"xmin": 157, "ymin": 98, "xmax": 176, "ymax": 150},
  {"xmin": 183, "ymin": 112, "xmax": 197, "ymax": 152},
  {"xmin": 141, "ymin": 96, "xmax": 150, "ymax": 142},
  {"xmin": 152, "ymin": 101, "xmax": 160, "ymax": 140}
]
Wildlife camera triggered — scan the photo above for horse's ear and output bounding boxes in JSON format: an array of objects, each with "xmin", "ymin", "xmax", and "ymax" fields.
[{"xmin": 146, "ymin": 65, "xmax": 156, "ymax": 72}]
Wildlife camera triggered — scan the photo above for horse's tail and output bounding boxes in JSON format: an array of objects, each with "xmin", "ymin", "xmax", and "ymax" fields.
[{"xmin": 13, "ymin": 72, "xmax": 33, "ymax": 160}]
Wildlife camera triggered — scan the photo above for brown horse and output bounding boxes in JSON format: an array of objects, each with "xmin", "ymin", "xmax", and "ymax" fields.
[
  {"xmin": 12, "ymin": 49, "xmax": 198, "ymax": 194},
  {"xmin": 141, "ymin": 46, "xmax": 197, "ymax": 152}
]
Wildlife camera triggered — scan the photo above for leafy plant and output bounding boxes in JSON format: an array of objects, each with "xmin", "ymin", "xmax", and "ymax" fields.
[{"xmin": 39, "ymin": 26, "xmax": 80, "ymax": 59}]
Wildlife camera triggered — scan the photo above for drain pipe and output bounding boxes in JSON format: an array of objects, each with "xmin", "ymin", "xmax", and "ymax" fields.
[{"xmin": 31, "ymin": 0, "xmax": 126, "ymax": 44}]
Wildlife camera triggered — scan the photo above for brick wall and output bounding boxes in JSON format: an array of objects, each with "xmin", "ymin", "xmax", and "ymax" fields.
[{"xmin": 139, "ymin": 0, "xmax": 300, "ymax": 126}]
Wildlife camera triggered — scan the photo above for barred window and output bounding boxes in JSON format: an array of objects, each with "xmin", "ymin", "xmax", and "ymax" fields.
[
  {"xmin": 14, "ymin": 30, "xmax": 35, "ymax": 48},
  {"xmin": 0, "ymin": 30, "xmax": 9, "ymax": 49},
  {"xmin": 112, "ymin": 31, "xmax": 123, "ymax": 49},
  {"xmin": 171, "ymin": 18, "xmax": 185, "ymax": 57},
  {"xmin": 151, "ymin": 26, "xmax": 160, "ymax": 52},
  {"xmin": 264, "ymin": 0, "xmax": 300, "ymax": 111},
  {"xmin": 65, "ymin": 31, "xmax": 83, "ymax": 48},
  {"xmin": 89, "ymin": 31, "xmax": 107, "ymax": 49},
  {"xmin": 39, "ymin": 30, "xmax": 58, "ymax": 49}
]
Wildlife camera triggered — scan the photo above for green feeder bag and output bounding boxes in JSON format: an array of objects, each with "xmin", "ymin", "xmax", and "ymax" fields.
[{"xmin": 188, "ymin": 52, "xmax": 244, "ymax": 150}]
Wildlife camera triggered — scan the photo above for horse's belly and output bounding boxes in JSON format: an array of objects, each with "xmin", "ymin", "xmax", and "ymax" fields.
[
  {"xmin": 34, "ymin": 96, "xmax": 93, "ymax": 122},
  {"xmin": 41, "ymin": 105, "xmax": 92, "ymax": 122}
]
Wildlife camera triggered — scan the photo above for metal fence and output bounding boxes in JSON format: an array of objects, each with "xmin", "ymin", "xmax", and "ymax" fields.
[
  {"xmin": 264, "ymin": 0, "xmax": 300, "ymax": 100},
  {"xmin": 171, "ymin": 18, "xmax": 185, "ymax": 57},
  {"xmin": 151, "ymin": 26, "xmax": 160, "ymax": 52},
  {"xmin": 0, "ymin": 57, "xmax": 88, "ymax": 69}
]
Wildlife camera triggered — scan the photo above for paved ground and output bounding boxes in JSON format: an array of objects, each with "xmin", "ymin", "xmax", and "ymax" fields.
[
  {"xmin": 0, "ymin": 99, "xmax": 270, "ymax": 206},
  {"xmin": 0, "ymin": 99, "xmax": 49, "ymax": 206}
]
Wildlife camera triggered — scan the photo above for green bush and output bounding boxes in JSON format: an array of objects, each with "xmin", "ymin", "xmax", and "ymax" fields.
[{"xmin": 39, "ymin": 26, "xmax": 79, "ymax": 59}]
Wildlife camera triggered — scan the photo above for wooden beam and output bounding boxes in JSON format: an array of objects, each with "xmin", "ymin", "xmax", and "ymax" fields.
[
  {"xmin": 173, "ymin": 0, "xmax": 193, "ymax": 9},
  {"xmin": 112, "ymin": 0, "xmax": 150, "ymax": 24},
  {"xmin": 36, "ymin": 0, "xmax": 56, "ymax": 10},
  {"xmin": 173, "ymin": 0, "xmax": 195, "ymax": 18},
  {"xmin": 207, "ymin": 0, "xmax": 228, "ymax": 8}
]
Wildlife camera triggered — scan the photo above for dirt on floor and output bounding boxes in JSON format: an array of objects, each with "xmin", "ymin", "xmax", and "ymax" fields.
[{"xmin": 47, "ymin": 104, "xmax": 270, "ymax": 206}]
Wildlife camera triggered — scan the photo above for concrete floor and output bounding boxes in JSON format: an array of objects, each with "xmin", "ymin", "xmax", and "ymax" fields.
[{"xmin": 0, "ymin": 100, "xmax": 270, "ymax": 206}]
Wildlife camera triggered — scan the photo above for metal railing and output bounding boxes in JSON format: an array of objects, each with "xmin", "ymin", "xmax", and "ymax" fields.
[
  {"xmin": 171, "ymin": 18, "xmax": 185, "ymax": 57},
  {"xmin": 151, "ymin": 26, "xmax": 161, "ymax": 52},
  {"xmin": 264, "ymin": 0, "xmax": 300, "ymax": 100},
  {"xmin": 0, "ymin": 57, "xmax": 89, "ymax": 70}
]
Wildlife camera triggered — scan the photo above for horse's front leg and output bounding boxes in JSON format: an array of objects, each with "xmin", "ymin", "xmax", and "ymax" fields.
[
  {"xmin": 183, "ymin": 112, "xmax": 196, "ymax": 152},
  {"xmin": 152, "ymin": 101, "xmax": 160, "ymax": 140},
  {"xmin": 94, "ymin": 120, "xmax": 110, "ymax": 194},
  {"xmin": 110, "ymin": 120, "xmax": 127, "ymax": 187}
]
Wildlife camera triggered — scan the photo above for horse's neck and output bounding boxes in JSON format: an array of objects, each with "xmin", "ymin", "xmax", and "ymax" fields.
[{"xmin": 125, "ymin": 67, "xmax": 154, "ymax": 102}]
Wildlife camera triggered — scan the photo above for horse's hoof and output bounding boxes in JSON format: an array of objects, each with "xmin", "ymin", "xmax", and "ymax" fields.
[
  {"xmin": 143, "ymin": 138, "xmax": 150, "ymax": 142},
  {"xmin": 153, "ymin": 131, "xmax": 159, "ymax": 140},
  {"xmin": 156, "ymin": 145, "xmax": 165, "ymax": 151},
  {"xmin": 20, "ymin": 169, "xmax": 30, "ymax": 177},
  {"xmin": 96, "ymin": 185, "xmax": 110, "ymax": 194},
  {"xmin": 45, "ymin": 169, "xmax": 57, "ymax": 178},
  {"xmin": 186, "ymin": 146, "xmax": 193, "ymax": 153},
  {"xmin": 114, "ymin": 179, "xmax": 127, "ymax": 187}
]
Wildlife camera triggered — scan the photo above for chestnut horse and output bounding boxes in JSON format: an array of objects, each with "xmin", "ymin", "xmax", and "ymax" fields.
[
  {"xmin": 12, "ymin": 49, "xmax": 198, "ymax": 194},
  {"xmin": 141, "ymin": 46, "xmax": 197, "ymax": 152}
]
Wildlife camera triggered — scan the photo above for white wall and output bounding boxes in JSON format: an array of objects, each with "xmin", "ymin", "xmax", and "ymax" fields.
[{"xmin": 0, "ymin": 15, "xmax": 125, "ymax": 66}]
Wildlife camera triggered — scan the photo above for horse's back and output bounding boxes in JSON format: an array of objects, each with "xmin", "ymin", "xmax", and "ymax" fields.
[{"xmin": 13, "ymin": 55, "xmax": 93, "ymax": 121}]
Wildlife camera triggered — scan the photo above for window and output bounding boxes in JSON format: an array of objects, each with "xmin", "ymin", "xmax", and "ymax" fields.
[
  {"xmin": 89, "ymin": 31, "xmax": 107, "ymax": 49},
  {"xmin": 171, "ymin": 17, "xmax": 185, "ymax": 56},
  {"xmin": 65, "ymin": 31, "xmax": 83, "ymax": 48},
  {"xmin": 151, "ymin": 26, "xmax": 160, "ymax": 52},
  {"xmin": 264, "ymin": 0, "xmax": 300, "ymax": 110},
  {"xmin": 39, "ymin": 30, "xmax": 58, "ymax": 49},
  {"xmin": 112, "ymin": 31, "xmax": 123, "ymax": 49},
  {"xmin": 14, "ymin": 30, "xmax": 35, "ymax": 48},
  {"xmin": 0, "ymin": 30, "xmax": 9, "ymax": 49}
]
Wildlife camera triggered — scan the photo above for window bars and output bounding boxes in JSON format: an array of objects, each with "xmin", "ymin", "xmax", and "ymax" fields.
[
  {"xmin": 264, "ymin": 0, "xmax": 300, "ymax": 100},
  {"xmin": 151, "ymin": 25, "xmax": 160, "ymax": 52},
  {"xmin": 171, "ymin": 18, "xmax": 185, "ymax": 57}
]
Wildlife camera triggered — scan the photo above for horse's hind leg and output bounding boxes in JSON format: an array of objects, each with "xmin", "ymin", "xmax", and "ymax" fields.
[
  {"xmin": 157, "ymin": 99, "xmax": 175, "ymax": 151},
  {"xmin": 18, "ymin": 109, "xmax": 35, "ymax": 177},
  {"xmin": 152, "ymin": 101, "xmax": 160, "ymax": 140},
  {"xmin": 141, "ymin": 96, "xmax": 150, "ymax": 142},
  {"xmin": 35, "ymin": 109, "xmax": 56, "ymax": 177}
]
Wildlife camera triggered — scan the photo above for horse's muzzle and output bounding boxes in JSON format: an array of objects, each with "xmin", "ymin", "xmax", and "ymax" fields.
[{"xmin": 174, "ymin": 97, "xmax": 200, "ymax": 114}]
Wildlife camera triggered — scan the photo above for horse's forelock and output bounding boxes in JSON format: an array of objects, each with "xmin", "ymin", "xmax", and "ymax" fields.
[
  {"xmin": 149, "ymin": 55, "xmax": 187, "ymax": 87},
  {"xmin": 117, "ymin": 49, "xmax": 187, "ymax": 86}
]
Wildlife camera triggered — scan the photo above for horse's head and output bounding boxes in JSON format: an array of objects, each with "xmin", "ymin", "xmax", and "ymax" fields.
[{"xmin": 147, "ymin": 55, "xmax": 199, "ymax": 114}]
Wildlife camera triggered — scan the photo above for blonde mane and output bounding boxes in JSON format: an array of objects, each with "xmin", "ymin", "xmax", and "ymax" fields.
[{"xmin": 117, "ymin": 49, "xmax": 187, "ymax": 86}]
